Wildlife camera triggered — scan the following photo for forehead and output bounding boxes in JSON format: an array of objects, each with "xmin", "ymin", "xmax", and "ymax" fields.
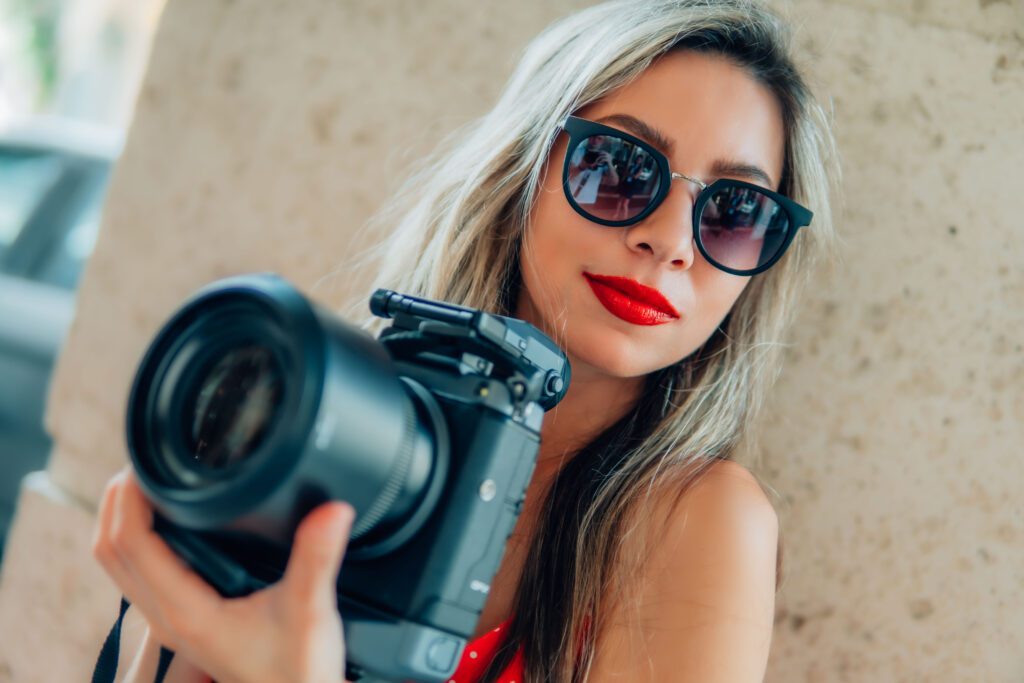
[{"xmin": 579, "ymin": 50, "xmax": 785, "ymax": 187}]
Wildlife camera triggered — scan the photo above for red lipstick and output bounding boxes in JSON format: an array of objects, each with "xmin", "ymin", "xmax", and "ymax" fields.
[{"xmin": 582, "ymin": 272, "xmax": 680, "ymax": 326}]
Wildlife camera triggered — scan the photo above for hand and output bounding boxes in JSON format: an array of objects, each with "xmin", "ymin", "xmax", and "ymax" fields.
[{"xmin": 92, "ymin": 466, "xmax": 356, "ymax": 683}]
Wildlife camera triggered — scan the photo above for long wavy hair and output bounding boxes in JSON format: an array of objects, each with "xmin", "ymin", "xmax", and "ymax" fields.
[{"xmin": 329, "ymin": 1, "xmax": 842, "ymax": 680}]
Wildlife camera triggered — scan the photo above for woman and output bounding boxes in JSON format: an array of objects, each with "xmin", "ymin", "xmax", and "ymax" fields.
[{"xmin": 92, "ymin": 0, "xmax": 841, "ymax": 681}]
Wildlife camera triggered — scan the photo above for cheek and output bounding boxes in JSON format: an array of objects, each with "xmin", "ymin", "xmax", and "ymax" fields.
[
  {"xmin": 521, "ymin": 174, "xmax": 596, "ymax": 303},
  {"xmin": 687, "ymin": 271, "xmax": 750, "ymax": 339}
]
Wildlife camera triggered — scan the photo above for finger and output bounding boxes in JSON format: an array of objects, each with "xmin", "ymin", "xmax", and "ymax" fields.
[
  {"xmin": 164, "ymin": 652, "xmax": 214, "ymax": 683},
  {"xmin": 93, "ymin": 467, "xmax": 134, "ymax": 559},
  {"xmin": 282, "ymin": 502, "xmax": 355, "ymax": 608},
  {"xmin": 92, "ymin": 471, "xmax": 123, "ymax": 568},
  {"xmin": 105, "ymin": 471, "xmax": 179, "ymax": 639},
  {"xmin": 114, "ymin": 470, "xmax": 224, "ymax": 634},
  {"xmin": 93, "ymin": 471, "xmax": 147, "ymax": 603},
  {"xmin": 97, "ymin": 474, "xmax": 183, "ymax": 648}
]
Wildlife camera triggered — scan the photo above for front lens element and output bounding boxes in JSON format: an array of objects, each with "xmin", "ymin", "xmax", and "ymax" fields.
[
  {"xmin": 183, "ymin": 344, "xmax": 284, "ymax": 470},
  {"xmin": 699, "ymin": 185, "xmax": 790, "ymax": 272},
  {"xmin": 565, "ymin": 134, "xmax": 660, "ymax": 222}
]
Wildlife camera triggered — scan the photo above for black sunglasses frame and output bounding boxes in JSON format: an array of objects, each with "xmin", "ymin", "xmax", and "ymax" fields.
[{"xmin": 558, "ymin": 115, "xmax": 814, "ymax": 276}]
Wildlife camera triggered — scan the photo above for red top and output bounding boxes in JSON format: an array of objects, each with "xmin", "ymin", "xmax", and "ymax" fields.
[
  {"xmin": 447, "ymin": 616, "xmax": 524, "ymax": 683},
  {"xmin": 447, "ymin": 615, "xmax": 591, "ymax": 683}
]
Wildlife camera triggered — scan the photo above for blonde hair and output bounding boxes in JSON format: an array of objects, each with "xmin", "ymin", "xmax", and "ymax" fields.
[{"xmin": 334, "ymin": 1, "xmax": 841, "ymax": 680}]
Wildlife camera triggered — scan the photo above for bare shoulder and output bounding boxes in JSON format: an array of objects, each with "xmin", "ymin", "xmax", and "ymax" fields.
[
  {"xmin": 688, "ymin": 459, "xmax": 779, "ymax": 522},
  {"xmin": 587, "ymin": 460, "xmax": 778, "ymax": 682},
  {"xmin": 647, "ymin": 459, "xmax": 779, "ymax": 590},
  {"xmin": 644, "ymin": 459, "xmax": 778, "ymax": 553}
]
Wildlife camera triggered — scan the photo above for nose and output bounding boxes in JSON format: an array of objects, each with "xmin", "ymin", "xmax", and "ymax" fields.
[{"xmin": 623, "ymin": 177, "xmax": 699, "ymax": 270}]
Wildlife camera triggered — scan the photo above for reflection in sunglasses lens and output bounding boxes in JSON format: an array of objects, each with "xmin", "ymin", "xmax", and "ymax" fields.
[
  {"xmin": 699, "ymin": 186, "xmax": 790, "ymax": 272},
  {"xmin": 566, "ymin": 135, "xmax": 659, "ymax": 222}
]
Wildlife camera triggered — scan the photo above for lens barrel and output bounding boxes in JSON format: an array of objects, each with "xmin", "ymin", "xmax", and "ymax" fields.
[{"xmin": 126, "ymin": 273, "xmax": 448, "ymax": 556}]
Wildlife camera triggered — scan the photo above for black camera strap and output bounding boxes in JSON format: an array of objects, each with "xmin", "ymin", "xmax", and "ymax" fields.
[{"xmin": 91, "ymin": 596, "xmax": 175, "ymax": 683}]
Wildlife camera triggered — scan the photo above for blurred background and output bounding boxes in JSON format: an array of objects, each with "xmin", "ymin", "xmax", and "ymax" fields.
[
  {"xmin": 0, "ymin": 0, "xmax": 165, "ymax": 564},
  {"xmin": 0, "ymin": 1, "xmax": 1021, "ymax": 681}
]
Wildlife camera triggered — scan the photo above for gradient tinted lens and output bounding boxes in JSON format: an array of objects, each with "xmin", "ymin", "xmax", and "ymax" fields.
[
  {"xmin": 699, "ymin": 185, "xmax": 790, "ymax": 272},
  {"xmin": 566, "ymin": 134, "xmax": 660, "ymax": 222}
]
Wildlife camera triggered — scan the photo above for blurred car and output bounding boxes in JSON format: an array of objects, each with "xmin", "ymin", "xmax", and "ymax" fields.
[{"xmin": 0, "ymin": 116, "xmax": 121, "ymax": 564}]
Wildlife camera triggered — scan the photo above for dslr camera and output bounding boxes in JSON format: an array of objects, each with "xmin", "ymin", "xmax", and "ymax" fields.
[{"xmin": 123, "ymin": 272, "xmax": 571, "ymax": 682}]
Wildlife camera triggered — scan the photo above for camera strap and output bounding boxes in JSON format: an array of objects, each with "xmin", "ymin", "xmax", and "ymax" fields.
[{"xmin": 91, "ymin": 596, "xmax": 175, "ymax": 683}]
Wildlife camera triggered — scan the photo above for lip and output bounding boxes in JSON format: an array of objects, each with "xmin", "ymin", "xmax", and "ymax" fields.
[{"xmin": 583, "ymin": 272, "xmax": 681, "ymax": 325}]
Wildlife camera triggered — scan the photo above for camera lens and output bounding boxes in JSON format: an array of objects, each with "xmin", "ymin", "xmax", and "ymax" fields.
[
  {"xmin": 182, "ymin": 343, "xmax": 284, "ymax": 470},
  {"xmin": 127, "ymin": 273, "xmax": 451, "ymax": 558}
]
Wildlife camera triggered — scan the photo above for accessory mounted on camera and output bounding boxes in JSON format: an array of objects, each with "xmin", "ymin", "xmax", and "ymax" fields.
[{"xmin": 370, "ymin": 288, "xmax": 570, "ymax": 416}]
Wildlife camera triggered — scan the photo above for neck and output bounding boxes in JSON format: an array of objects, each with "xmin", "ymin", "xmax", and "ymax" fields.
[
  {"xmin": 533, "ymin": 353, "xmax": 644, "ymax": 477},
  {"xmin": 508, "ymin": 358, "xmax": 643, "ymax": 554},
  {"xmin": 512, "ymin": 285, "xmax": 645, "ymax": 481}
]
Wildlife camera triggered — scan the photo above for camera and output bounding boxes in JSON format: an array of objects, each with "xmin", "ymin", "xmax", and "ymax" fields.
[{"xmin": 124, "ymin": 272, "xmax": 571, "ymax": 682}]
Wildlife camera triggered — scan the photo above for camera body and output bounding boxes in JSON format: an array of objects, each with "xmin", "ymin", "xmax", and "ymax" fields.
[
  {"xmin": 337, "ymin": 348, "xmax": 543, "ymax": 681},
  {"xmin": 125, "ymin": 273, "xmax": 570, "ymax": 683}
]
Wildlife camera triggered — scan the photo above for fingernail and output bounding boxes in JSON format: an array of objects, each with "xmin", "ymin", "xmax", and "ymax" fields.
[
  {"xmin": 339, "ymin": 503, "xmax": 355, "ymax": 524},
  {"xmin": 328, "ymin": 503, "xmax": 353, "ymax": 531}
]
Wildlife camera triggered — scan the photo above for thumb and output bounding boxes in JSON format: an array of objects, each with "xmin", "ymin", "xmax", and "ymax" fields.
[{"xmin": 283, "ymin": 501, "xmax": 355, "ymax": 608}]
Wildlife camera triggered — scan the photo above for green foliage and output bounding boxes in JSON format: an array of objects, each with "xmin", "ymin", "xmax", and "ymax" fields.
[{"xmin": 6, "ymin": 0, "xmax": 62, "ymax": 108}]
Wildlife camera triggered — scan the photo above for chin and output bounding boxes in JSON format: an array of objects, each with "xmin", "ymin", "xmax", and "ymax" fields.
[{"xmin": 564, "ymin": 325, "xmax": 661, "ymax": 379}]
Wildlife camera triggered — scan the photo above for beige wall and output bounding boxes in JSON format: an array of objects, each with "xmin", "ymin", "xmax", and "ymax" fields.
[{"xmin": 0, "ymin": 0, "xmax": 1021, "ymax": 681}]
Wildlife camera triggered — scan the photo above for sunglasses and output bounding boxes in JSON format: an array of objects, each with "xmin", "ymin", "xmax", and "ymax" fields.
[{"xmin": 558, "ymin": 115, "xmax": 813, "ymax": 276}]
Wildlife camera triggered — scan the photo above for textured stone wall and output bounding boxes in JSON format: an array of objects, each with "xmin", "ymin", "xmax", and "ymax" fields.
[
  {"xmin": 755, "ymin": 1, "xmax": 1024, "ymax": 680},
  {"xmin": 0, "ymin": 1, "xmax": 1020, "ymax": 681}
]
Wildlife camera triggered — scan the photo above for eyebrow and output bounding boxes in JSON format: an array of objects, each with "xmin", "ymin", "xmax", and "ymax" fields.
[{"xmin": 593, "ymin": 113, "xmax": 776, "ymax": 188}]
